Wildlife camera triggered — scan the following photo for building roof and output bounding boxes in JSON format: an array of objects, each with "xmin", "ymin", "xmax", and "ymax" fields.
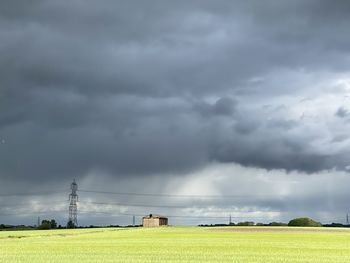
[{"xmin": 142, "ymin": 214, "xmax": 167, "ymax": 219}]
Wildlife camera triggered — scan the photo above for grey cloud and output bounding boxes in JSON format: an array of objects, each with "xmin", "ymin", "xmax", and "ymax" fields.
[
  {"xmin": 234, "ymin": 117, "xmax": 260, "ymax": 135},
  {"xmin": 212, "ymin": 98, "xmax": 237, "ymax": 116},
  {"xmin": 336, "ymin": 107, "xmax": 350, "ymax": 118},
  {"xmin": 1, "ymin": 0, "xmax": 350, "ymax": 192},
  {"xmin": 211, "ymin": 133, "xmax": 331, "ymax": 173},
  {"xmin": 1, "ymin": 0, "xmax": 349, "ymax": 100},
  {"xmin": 193, "ymin": 97, "xmax": 237, "ymax": 117}
]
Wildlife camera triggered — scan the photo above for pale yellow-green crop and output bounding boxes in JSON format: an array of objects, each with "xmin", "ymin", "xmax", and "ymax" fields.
[{"xmin": 1, "ymin": 227, "xmax": 350, "ymax": 262}]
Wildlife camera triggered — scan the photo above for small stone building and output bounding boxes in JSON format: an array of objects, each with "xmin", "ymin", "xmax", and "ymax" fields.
[{"xmin": 142, "ymin": 214, "xmax": 168, "ymax": 227}]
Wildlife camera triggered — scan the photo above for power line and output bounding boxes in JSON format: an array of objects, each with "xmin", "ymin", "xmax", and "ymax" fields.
[
  {"xmin": 78, "ymin": 210, "xmax": 269, "ymax": 219},
  {"xmin": 0, "ymin": 207, "xmax": 345, "ymax": 223},
  {"xmin": 0, "ymin": 209, "xmax": 268, "ymax": 220},
  {"xmin": 0, "ymin": 210, "xmax": 67, "ymax": 217},
  {"xmin": 0, "ymin": 200, "xmax": 67, "ymax": 208},
  {"xmin": 0, "ymin": 190, "xmax": 66, "ymax": 197},
  {"xmin": 79, "ymin": 201, "xmax": 284, "ymax": 215},
  {"xmin": 0, "ymin": 198, "xmax": 280, "ymax": 210},
  {"xmin": 1, "ymin": 186, "xmax": 347, "ymax": 225},
  {"xmin": 78, "ymin": 189, "xmax": 277, "ymax": 199},
  {"xmin": 80, "ymin": 201, "xmax": 188, "ymax": 209},
  {"xmin": 0, "ymin": 200, "xmax": 251, "ymax": 210}
]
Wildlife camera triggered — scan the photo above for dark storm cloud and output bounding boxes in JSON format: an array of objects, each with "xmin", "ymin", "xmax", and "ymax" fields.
[
  {"xmin": 336, "ymin": 107, "xmax": 350, "ymax": 118},
  {"xmin": 1, "ymin": 0, "xmax": 350, "ymax": 187}
]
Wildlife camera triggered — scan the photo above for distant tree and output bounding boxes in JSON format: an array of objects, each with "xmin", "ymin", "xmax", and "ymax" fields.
[
  {"xmin": 38, "ymin": 220, "xmax": 51, "ymax": 230},
  {"xmin": 323, "ymin": 223, "xmax": 345, "ymax": 227},
  {"xmin": 0, "ymin": 224, "xmax": 5, "ymax": 229},
  {"xmin": 288, "ymin": 217, "xmax": 322, "ymax": 227},
  {"xmin": 237, "ymin": 221, "xmax": 255, "ymax": 226},
  {"xmin": 67, "ymin": 220, "xmax": 75, "ymax": 229},
  {"xmin": 269, "ymin": 222, "xmax": 287, "ymax": 226},
  {"xmin": 37, "ymin": 219, "xmax": 58, "ymax": 230},
  {"xmin": 50, "ymin": 219, "xmax": 57, "ymax": 229}
]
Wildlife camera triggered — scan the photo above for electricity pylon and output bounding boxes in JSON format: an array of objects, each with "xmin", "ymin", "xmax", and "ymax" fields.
[{"xmin": 68, "ymin": 179, "xmax": 78, "ymax": 227}]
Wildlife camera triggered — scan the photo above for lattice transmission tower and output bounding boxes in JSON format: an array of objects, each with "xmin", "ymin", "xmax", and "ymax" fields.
[{"xmin": 68, "ymin": 179, "xmax": 78, "ymax": 227}]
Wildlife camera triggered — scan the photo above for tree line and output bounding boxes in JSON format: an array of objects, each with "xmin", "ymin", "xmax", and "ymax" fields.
[{"xmin": 199, "ymin": 217, "xmax": 350, "ymax": 227}]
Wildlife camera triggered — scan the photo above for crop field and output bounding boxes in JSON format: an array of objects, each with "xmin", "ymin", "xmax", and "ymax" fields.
[{"xmin": 1, "ymin": 226, "xmax": 350, "ymax": 262}]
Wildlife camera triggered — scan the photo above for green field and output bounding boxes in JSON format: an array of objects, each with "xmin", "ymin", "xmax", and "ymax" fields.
[{"xmin": 1, "ymin": 226, "xmax": 350, "ymax": 262}]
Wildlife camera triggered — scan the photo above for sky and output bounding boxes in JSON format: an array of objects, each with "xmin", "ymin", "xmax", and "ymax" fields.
[{"xmin": 1, "ymin": 0, "xmax": 350, "ymax": 226}]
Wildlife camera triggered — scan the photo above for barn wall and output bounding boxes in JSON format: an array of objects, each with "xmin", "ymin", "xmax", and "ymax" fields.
[
  {"xmin": 159, "ymin": 218, "xmax": 168, "ymax": 226},
  {"xmin": 143, "ymin": 218, "xmax": 160, "ymax": 227}
]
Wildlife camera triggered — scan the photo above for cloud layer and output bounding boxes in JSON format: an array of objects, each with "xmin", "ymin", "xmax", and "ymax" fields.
[{"xmin": 1, "ymin": 0, "xmax": 350, "ymax": 225}]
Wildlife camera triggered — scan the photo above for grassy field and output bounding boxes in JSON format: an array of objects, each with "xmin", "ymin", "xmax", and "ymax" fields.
[{"xmin": 1, "ymin": 226, "xmax": 350, "ymax": 262}]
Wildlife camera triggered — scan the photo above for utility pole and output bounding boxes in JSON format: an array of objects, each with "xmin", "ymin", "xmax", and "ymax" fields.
[
  {"xmin": 229, "ymin": 215, "xmax": 232, "ymax": 225},
  {"xmin": 37, "ymin": 216, "xmax": 40, "ymax": 228},
  {"xmin": 133, "ymin": 215, "xmax": 135, "ymax": 226},
  {"xmin": 68, "ymin": 179, "xmax": 78, "ymax": 227},
  {"xmin": 347, "ymin": 214, "xmax": 349, "ymax": 225}
]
